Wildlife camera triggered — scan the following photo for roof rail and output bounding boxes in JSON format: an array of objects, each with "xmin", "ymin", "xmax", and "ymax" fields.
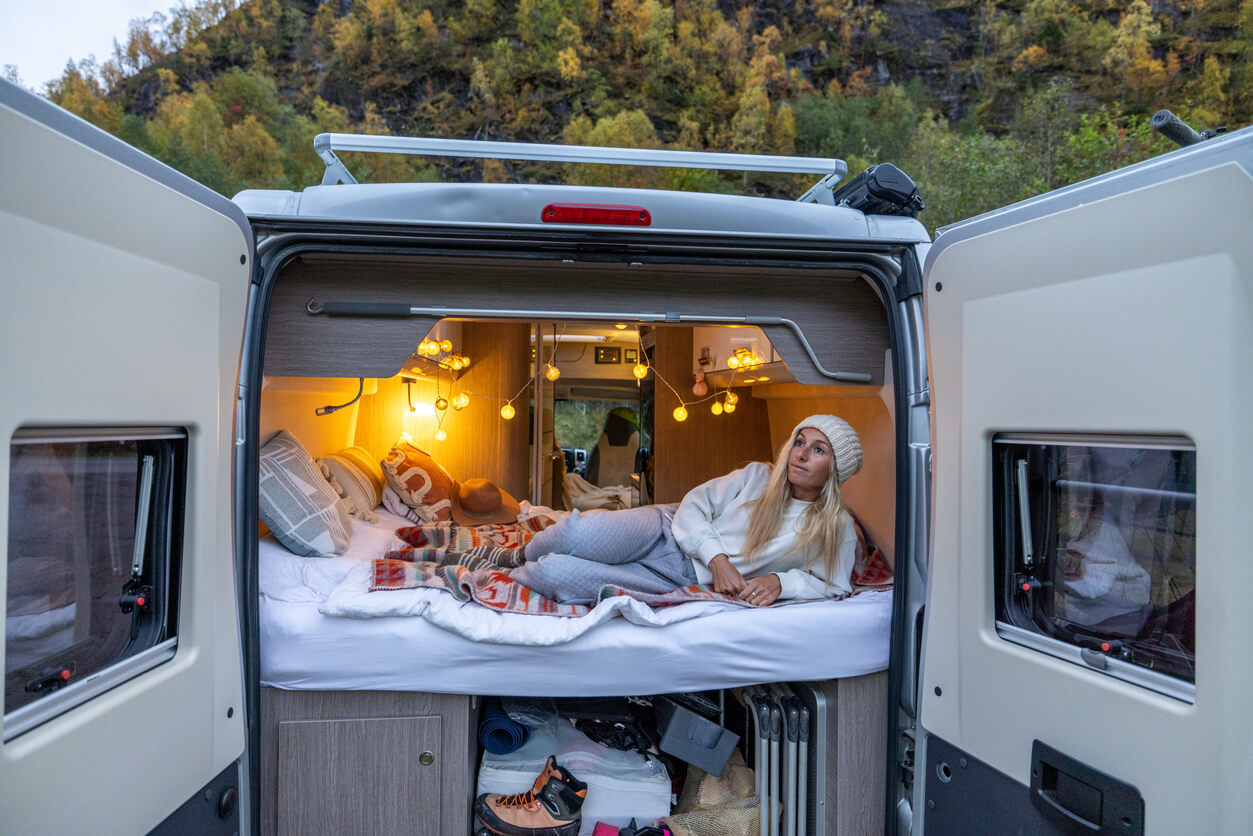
[{"xmin": 313, "ymin": 133, "xmax": 846, "ymax": 187}]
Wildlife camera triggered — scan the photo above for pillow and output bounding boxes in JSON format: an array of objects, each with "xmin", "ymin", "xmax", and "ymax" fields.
[
  {"xmin": 258, "ymin": 430, "xmax": 354, "ymax": 557},
  {"xmin": 318, "ymin": 446, "xmax": 383, "ymax": 523},
  {"xmin": 381, "ymin": 440, "xmax": 454, "ymax": 523}
]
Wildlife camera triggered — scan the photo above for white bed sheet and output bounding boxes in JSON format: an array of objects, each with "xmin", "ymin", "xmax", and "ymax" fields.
[{"xmin": 259, "ymin": 508, "xmax": 893, "ymax": 695}]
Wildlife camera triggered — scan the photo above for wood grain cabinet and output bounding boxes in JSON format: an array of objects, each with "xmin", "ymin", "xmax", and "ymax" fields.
[{"xmin": 260, "ymin": 689, "xmax": 477, "ymax": 836}]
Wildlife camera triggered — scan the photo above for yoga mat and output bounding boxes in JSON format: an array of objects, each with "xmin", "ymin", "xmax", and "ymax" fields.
[{"xmin": 479, "ymin": 696, "xmax": 529, "ymax": 755}]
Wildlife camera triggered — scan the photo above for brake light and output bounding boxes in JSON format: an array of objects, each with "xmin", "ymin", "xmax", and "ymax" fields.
[{"xmin": 541, "ymin": 203, "xmax": 651, "ymax": 226}]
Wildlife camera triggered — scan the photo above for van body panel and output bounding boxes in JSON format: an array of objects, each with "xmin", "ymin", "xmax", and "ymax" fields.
[
  {"xmin": 1, "ymin": 81, "xmax": 250, "ymax": 832},
  {"xmin": 921, "ymin": 154, "xmax": 1253, "ymax": 832},
  {"xmin": 234, "ymin": 182, "xmax": 930, "ymax": 243}
]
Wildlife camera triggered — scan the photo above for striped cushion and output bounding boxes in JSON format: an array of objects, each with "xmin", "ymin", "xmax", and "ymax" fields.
[
  {"xmin": 318, "ymin": 446, "xmax": 384, "ymax": 523},
  {"xmin": 259, "ymin": 430, "xmax": 353, "ymax": 557}
]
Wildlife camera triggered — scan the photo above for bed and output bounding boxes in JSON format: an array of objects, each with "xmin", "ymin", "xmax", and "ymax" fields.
[{"xmin": 258, "ymin": 507, "xmax": 894, "ymax": 696}]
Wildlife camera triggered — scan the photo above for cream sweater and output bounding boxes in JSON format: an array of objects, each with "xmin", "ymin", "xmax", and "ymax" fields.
[{"xmin": 670, "ymin": 462, "xmax": 856, "ymax": 600}]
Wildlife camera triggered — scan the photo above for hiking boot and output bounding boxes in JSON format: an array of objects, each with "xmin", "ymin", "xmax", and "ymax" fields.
[{"xmin": 473, "ymin": 755, "xmax": 588, "ymax": 836}]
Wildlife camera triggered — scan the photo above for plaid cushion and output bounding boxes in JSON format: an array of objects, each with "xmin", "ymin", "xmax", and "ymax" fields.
[{"xmin": 258, "ymin": 430, "xmax": 353, "ymax": 557}]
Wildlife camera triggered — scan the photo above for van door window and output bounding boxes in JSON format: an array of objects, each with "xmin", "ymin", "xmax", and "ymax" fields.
[
  {"xmin": 993, "ymin": 436, "xmax": 1195, "ymax": 700},
  {"xmin": 5, "ymin": 429, "xmax": 186, "ymax": 739}
]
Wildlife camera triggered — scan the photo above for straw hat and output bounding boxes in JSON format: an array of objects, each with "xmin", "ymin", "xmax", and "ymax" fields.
[{"xmin": 450, "ymin": 478, "xmax": 521, "ymax": 526}]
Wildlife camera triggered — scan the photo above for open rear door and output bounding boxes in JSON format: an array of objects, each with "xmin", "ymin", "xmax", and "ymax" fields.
[
  {"xmin": 919, "ymin": 129, "xmax": 1253, "ymax": 833},
  {"xmin": 0, "ymin": 81, "xmax": 251, "ymax": 831}
]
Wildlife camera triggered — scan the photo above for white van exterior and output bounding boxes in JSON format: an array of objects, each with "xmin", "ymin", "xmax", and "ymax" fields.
[{"xmin": 1, "ymin": 75, "xmax": 1248, "ymax": 834}]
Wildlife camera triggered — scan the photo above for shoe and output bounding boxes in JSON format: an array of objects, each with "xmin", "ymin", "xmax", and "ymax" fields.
[{"xmin": 474, "ymin": 755, "xmax": 588, "ymax": 836}]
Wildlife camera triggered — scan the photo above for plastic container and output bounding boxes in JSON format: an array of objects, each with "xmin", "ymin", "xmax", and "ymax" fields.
[
  {"xmin": 654, "ymin": 696, "xmax": 740, "ymax": 777},
  {"xmin": 477, "ymin": 719, "xmax": 671, "ymax": 836}
]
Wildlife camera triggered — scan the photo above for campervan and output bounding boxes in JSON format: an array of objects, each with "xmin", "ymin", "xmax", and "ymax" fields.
[{"xmin": 2, "ymin": 76, "xmax": 1248, "ymax": 835}]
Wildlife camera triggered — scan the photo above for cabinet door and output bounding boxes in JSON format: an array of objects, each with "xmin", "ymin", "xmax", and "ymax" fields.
[{"xmin": 278, "ymin": 716, "xmax": 444, "ymax": 836}]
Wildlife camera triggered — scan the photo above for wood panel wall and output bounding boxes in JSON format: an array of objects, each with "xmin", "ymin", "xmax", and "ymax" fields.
[
  {"xmin": 352, "ymin": 322, "xmax": 531, "ymax": 500},
  {"xmin": 652, "ymin": 326, "xmax": 773, "ymax": 504}
]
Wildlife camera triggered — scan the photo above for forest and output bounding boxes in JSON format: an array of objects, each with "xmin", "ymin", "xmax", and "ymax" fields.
[{"xmin": 13, "ymin": 0, "xmax": 1251, "ymax": 231}]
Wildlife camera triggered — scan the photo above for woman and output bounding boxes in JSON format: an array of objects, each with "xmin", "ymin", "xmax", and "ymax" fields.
[{"xmin": 505, "ymin": 414, "xmax": 863, "ymax": 606}]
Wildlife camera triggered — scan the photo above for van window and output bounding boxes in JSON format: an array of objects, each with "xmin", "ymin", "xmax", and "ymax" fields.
[
  {"xmin": 4, "ymin": 429, "xmax": 185, "ymax": 739},
  {"xmin": 993, "ymin": 436, "xmax": 1195, "ymax": 699}
]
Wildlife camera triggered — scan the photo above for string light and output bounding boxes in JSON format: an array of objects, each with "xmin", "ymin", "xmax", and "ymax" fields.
[
  {"xmin": 435, "ymin": 397, "xmax": 449, "ymax": 411},
  {"xmin": 501, "ymin": 403, "xmax": 516, "ymax": 420},
  {"xmin": 711, "ymin": 401, "xmax": 723, "ymax": 415},
  {"xmin": 724, "ymin": 401, "xmax": 736, "ymax": 414},
  {"xmin": 673, "ymin": 405, "xmax": 688, "ymax": 422},
  {"xmin": 545, "ymin": 363, "xmax": 561, "ymax": 381},
  {"xmin": 434, "ymin": 428, "xmax": 447, "ymax": 441},
  {"xmin": 452, "ymin": 393, "xmax": 470, "ymax": 410},
  {"xmin": 724, "ymin": 391, "xmax": 739, "ymax": 405},
  {"xmin": 633, "ymin": 363, "xmax": 649, "ymax": 380},
  {"xmin": 439, "ymin": 339, "xmax": 453, "ymax": 353}
]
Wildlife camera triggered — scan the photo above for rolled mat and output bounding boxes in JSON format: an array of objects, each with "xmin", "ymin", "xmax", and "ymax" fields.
[{"xmin": 478, "ymin": 697, "xmax": 530, "ymax": 755}]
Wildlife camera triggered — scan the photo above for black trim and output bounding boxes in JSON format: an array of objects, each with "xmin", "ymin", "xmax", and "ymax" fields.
[{"xmin": 149, "ymin": 760, "xmax": 240, "ymax": 835}]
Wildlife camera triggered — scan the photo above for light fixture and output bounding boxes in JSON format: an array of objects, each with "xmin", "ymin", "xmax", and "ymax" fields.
[
  {"xmin": 673, "ymin": 405, "xmax": 688, "ymax": 422},
  {"xmin": 633, "ymin": 363, "xmax": 649, "ymax": 380},
  {"xmin": 727, "ymin": 355, "xmax": 740, "ymax": 369},
  {"xmin": 435, "ymin": 397, "xmax": 449, "ymax": 411},
  {"xmin": 533, "ymin": 334, "xmax": 607, "ymax": 344},
  {"xmin": 724, "ymin": 401, "xmax": 736, "ymax": 414},
  {"xmin": 711, "ymin": 401, "xmax": 723, "ymax": 416},
  {"xmin": 434, "ymin": 428, "xmax": 447, "ymax": 441},
  {"xmin": 614, "ymin": 322, "xmax": 628, "ymax": 330},
  {"xmin": 501, "ymin": 403, "xmax": 516, "ymax": 420},
  {"xmin": 545, "ymin": 364, "xmax": 561, "ymax": 382},
  {"xmin": 724, "ymin": 391, "xmax": 739, "ymax": 405},
  {"xmin": 439, "ymin": 339, "xmax": 453, "ymax": 353},
  {"xmin": 452, "ymin": 392, "xmax": 470, "ymax": 410},
  {"xmin": 405, "ymin": 378, "xmax": 417, "ymax": 413}
]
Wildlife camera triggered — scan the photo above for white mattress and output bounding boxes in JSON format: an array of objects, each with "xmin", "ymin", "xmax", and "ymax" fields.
[{"xmin": 259, "ymin": 508, "xmax": 893, "ymax": 695}]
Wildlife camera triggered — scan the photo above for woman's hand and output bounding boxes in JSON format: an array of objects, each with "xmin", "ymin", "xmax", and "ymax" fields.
[
  {"xmin": 708, "ymin": 554, "xmax": 746, "ymax": 595},
  {"xmin": 738, "ymin": 573, "xmax": 782, "ymax": 607}
]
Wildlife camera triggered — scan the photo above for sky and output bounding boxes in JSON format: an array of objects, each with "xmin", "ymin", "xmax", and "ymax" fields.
[{"xmin": 1, "ymin": 0, "xmax": 166, "ymax": 91}]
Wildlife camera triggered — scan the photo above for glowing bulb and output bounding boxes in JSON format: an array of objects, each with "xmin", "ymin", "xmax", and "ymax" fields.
[
  {"xmin": 439, "ymin": 339, "xmax": 453, "ymax": 353},
  {"xmin": 449, "ymin": 357, "xmax": 463, "ymax": 370},
  {"xmin": 434, "ymin": 428, "xmax": 447, "ymax": 441},
  {"xmin": 727, "ymin": 355, "xmax": 740, "ymax": 369},
  {"xmin": 545, "ymin": 364, "xmax": 561, "ymax": 381},
  {"xmin": 632, "ymin": 363, "xmax": 648, "ymax": 380},
  {"xmin": 452, "ymin": 393, "xmax": 470, "ymax": 410},
  {"xmin": 500, "ymin": 403, "xmax": 516, "ymax": 420},
  {"xmin": 724, "ymin": 391, "xmax": 739, "ymax": 405},
  {"xmin": 711, "ymin": 401, "xmax": 723, "ymax": 416},
  {"xmin": 435, "ymin": 397, "xmax": 449, "ymax": 411},
  {"xmin": 673, "ymin": 405, "xmax": 688, "ymax": 422},
  {"xmin": 614, "ymin": 322, "xmax": 628, "ymax": 330},
  {"xmin": 460, "ymin": 355, "xmax": 470, "ymax": 369},
  {"xmin": 724, "ymin": 401, "xmax": 736, "ymax": 414}
]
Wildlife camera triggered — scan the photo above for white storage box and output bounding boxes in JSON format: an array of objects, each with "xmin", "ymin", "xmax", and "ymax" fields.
[{"xmin": 477, "ymin": 719, "xmax": 672, "ymax": 835}]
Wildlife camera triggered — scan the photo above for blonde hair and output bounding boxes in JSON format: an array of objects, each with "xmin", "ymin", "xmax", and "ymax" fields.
[{"xmin": 742, "ymin": 432, "xmax": 848, "ymax": 579}]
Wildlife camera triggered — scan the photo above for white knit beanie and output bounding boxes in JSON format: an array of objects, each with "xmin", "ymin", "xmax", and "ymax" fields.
[{"xmin": 792, "ymin": 414, "xmax": 863, "ymax": 485}]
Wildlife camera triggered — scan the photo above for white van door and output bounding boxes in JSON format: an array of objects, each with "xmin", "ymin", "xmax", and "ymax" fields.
[
  {"xmin": 0, "ymin": 82, "xmax": 251, "ymax": 832},
  {"xmin": 917, "ymin": 129, "xmax": 1253, "ymax": 834}
]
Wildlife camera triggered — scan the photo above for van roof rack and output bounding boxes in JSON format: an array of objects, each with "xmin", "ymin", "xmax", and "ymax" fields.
[{"xmin": 313, "ymin": 133, "xmax": 847, "ymax": 199}]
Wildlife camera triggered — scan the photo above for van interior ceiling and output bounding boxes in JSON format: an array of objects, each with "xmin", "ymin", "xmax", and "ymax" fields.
[{"xmin": 252, "ymin": 247, "xmax": 900, "ymax": 834}]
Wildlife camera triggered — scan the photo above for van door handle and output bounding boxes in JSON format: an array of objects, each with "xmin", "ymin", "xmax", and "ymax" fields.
[{"xmin": 1030, "ymin": 740, "xmax": 1143, "ymax": 834}]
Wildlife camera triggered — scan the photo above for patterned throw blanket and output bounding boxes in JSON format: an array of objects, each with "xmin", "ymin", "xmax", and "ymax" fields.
[
  {"xmin": 369, "ymin": 543, "xmax": 895, "ymax": 618},
  {"xmin": 391, "ymin": 515, "xmax": 558, "ymax": 562}
]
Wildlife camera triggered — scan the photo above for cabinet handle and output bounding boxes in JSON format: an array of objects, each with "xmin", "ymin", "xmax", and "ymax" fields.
[{"xmin": 419, "ymin": 751, "xmax": 435, "ymax": 766}]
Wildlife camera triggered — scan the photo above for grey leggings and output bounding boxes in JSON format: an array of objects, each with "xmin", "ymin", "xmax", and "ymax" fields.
[{"xmin": 509, "ymin": 505, "xmax": 698, "ymax": 604}]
